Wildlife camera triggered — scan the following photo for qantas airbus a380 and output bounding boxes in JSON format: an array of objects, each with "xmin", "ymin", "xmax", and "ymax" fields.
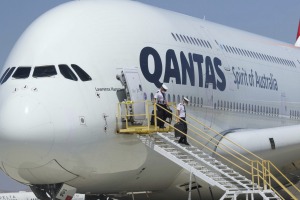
[{"xmin": 0, "ymin": 0, "xmax": 300, "ymax": 199}]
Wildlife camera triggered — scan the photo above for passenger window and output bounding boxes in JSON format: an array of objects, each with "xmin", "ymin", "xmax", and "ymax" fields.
[
  {"xmin": 71, "ymin": 64, "xmax": 92, "ymax": 81},
  {"xmin": 150, "ymin": 93, "xmax": 154, "ymax": 101},
  {"xmin": 167, "ymin": 94, "xmax": 170, "ymax": 102},
  {"xmin": 171, "ymin": 33, "xmax": 177, "ymax": 41},
  {"xmin": 1, "ymin": 67, "xmax": 16, "ymax": 84},
  {"xmin": 176, "ymin": 34, "xmax": 181, "ymax": 42},
  {"xmin": 33, "ymin": 65, "xmax": 57, "ymax": 78},
  {"xmin": 207, "ymin": 41, "xmax": 212, "ymax": 48},
  {"xmin": 0, "ymin": 68, "xmax": 10, "ymax": 83},
  {"xmin": 180, "ymin": 35, "xmax": 186, "ymax": 43},
  {"xmin": 194, "ymin": 38, "xmax": 199, "ymax": 46},
  {"xmin": 59, "ymin": 65, "xmax": 78, "ymax": 81},
  {"xmin": 12, "ymin": 67, "xmax": 31, "ymax": 79},
  {"xmin": 191, "ymin": 38, "xmax": 199, "ymax": 46},
  {"xmin": 204, "ymin": 41, "xmax": 209, "ymax": 48},
  {"xmin": 186, "ymin": 36, "xmax": 192, "ymax": 44}
]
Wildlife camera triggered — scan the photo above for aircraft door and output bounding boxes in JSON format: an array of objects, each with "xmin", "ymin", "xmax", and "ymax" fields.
[
  {"xmin": 280, "ymin": 92, "xmax": 287, "ymax": 121},
  {"xmin": 204, "ymin": 83, "xmax": 214, "ymax": 127},
  {"xmin": 116, "ymin": 69, "xmax": 145, "ymax": 122}
]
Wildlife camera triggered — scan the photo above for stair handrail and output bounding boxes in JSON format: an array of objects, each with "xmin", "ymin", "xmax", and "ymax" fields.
[
  {"xmin": 155, "ymin": 103, "xmax": 252, "ymax": 175},
  {"xmin": 157, "ymin": 104, "xmax": 256, "ymax": 166},
  {"xmin": 155, "ymin": 103, "xmax": 300, "ymax": 198},
  {"xmin": 267, "ymin": 161, "xmax": 300, "ymax": 193},
  {"xmin": 185, "ymin": 111, "xmax": 263, "ymax": 161},
  {"xmin": 252, "ymin": 160, "xmax": 297, "ymax": 200},
  {"xmin": 251, "ymin": 160, "xmax": 280, "ymax": 198},
  {"xmin": 117, "ymin": 101, "xmax": 300, "ymax": 198}
]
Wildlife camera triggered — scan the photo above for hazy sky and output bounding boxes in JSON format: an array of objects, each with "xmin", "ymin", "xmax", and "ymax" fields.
[{"xmin": 0, "ymin": 0, "xmax": 299, "ymax": 192}]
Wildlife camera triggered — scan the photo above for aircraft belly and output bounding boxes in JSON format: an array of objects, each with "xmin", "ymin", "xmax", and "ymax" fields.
[{"xmin": 65, "ymin": 134, "xmax": 183, "ymax": 193}]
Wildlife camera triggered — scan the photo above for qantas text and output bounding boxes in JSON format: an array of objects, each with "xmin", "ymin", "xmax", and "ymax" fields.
[{"xmin": 139, "ymin": 47, "xmax": 226, "ymax": 91}]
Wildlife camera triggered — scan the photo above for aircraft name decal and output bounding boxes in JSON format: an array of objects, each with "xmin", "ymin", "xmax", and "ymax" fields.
[
  {"xmin": 232, "ymin": 67, "xmax": 278, "ymax": 91},
  {"xmin": 139, "ymin": 47, "xmax": 226, "ymax": 91}
]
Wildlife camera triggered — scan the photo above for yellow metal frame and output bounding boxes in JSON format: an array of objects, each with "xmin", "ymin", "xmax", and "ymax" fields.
[
  {"xmin": 116, "ymin": 100, "xmax": 174, "ymax": 134},
  {"xmin": 116, "ymin": 101, "xmax": 300, "ymax": 199}
]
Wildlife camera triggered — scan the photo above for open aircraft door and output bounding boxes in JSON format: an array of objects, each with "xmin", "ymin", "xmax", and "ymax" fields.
[{"xmin": 116, "ymin": 69, "xmax": 145, "ymax": 123}]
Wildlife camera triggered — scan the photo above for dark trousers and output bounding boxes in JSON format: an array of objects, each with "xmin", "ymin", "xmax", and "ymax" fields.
[
  {"xmin": 178, "ymin": 117, "xmax": 188, "ymax": 143},
  {"xmin": 157, "ymin": 104, "xmax": 167, "ymax": 127}
]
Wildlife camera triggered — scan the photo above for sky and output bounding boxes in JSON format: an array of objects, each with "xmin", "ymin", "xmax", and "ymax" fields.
[{"xmin": 0, "ymin": 0, "xmax": 299, "ymax": 192}]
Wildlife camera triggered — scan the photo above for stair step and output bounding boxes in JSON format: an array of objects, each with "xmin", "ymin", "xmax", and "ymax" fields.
[{"xmin": 139, "ymin": 133, "xmax": 279, "ymax": 199}]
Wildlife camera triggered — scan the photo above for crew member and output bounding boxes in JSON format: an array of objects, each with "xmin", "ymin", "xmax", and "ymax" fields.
[
  {"xmin": 154, "ymin": 84, "xmax": 168, "ymax": 128},
  {"xmin": 177, "ymin": 97, "xmax": 189, "ymax": 145}
]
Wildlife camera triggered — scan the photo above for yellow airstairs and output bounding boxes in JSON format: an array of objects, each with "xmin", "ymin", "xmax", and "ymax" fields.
[{"xmin": 116, "ymin": 101, "xmax": 300, "ymax": 199}]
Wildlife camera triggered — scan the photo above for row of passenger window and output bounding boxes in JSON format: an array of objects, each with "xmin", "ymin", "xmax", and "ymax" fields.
[
  {"xmin": 290, "ymin": 110, "xmax": 300, "ymax": 119},
  {"xmin": 215, "ymin": 100, "xmax": 279, "ymax": 116},
  {"xmin": 150, "ymin": 92, "xmax": 300, "ymax": 119},
  {"xmin": 220, "ymin": 44, "xmax": 296, "ymax": 67},
  {"xmin": 170, "ymin": 31, "xmax": 296, "ymax": 68},
  {"xmin": 151, "ymin": 92, "xmax": 278, "ymax": 116},
  {"xmin": 0, "ymin": 64, "xmax": 92, "ymax": 85},
  {"xmin": 171, "ymin": 32, "xmax": 213, "ymax": 49},
  {"xmin": 150, "ymin": 92, "xmax": 204, "ymax": 107}
]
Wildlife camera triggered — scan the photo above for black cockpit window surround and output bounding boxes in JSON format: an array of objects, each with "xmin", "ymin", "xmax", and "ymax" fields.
[
  {"xmin": 58, "ymin": 64, "xmax": 78, "ymax": 81},
  {"xmin": 1, "ymin": 67, "xmax": 16, "ymax": 84},
  {"xmin": 70, "ymin": 64, "xmax": 92, "ymax": 81},
  {"xmin": 12, "ymin": 67, "xmax": 31, "ymax": 79},
  {"xmin": 0, "ymin": 68, "xmax": 11, "ymax": 83},
  {"xmin": 33, "ymin": 65, "xmax": 57, "ymax": 78}
]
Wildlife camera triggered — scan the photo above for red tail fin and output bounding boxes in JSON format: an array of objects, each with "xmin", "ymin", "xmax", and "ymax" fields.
[{"xmin": 296, "ymin": 20, "xmax": 300, "ymax": 41}]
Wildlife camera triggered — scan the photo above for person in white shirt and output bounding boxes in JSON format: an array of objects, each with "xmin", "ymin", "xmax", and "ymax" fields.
[
  {"xmin": 153, "ymin": 84, "xmax": 168, "ymax": 128},
  {"xmin": 176, "ymin": 97, "xmax": 189, "ymax": 145}
]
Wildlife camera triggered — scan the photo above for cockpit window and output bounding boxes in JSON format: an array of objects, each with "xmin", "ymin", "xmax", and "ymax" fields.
[
  {"xmin": 0, "ymin": 68, "xmax": 10, "ymax": 83},
  {"xmin": 1, "ymin": 67, "xmax": 16, "ymax": 84},
  {"xmin": 33, "ymin": 65, "xmax": 57, "ymax": 78},
  {"xmin": 58, "ymin": 64, "xmax": 78, "ymax": 81},
  {"xmin": 71, "ymin": 64, "xmax": 92, "ymax": 81},
  {"xmin": 12, "ymin": 67, "xmax": 31, "ymax": 79}
]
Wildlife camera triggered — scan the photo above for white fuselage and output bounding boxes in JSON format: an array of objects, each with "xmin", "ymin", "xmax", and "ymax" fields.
[{"xmin": 0, "ymin": 0, "xmax": 300, "ymax": 199}]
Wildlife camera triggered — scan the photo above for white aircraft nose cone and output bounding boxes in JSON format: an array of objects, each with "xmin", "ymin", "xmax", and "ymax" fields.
[{"xmin": 0, "ymin": 95, "xmax": 54, "ymax": 167}]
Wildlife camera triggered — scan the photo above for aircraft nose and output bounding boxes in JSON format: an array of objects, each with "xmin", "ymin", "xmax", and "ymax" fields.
[{"xmin": 0, "ymin": 95, "xmax": 54, "ymax": 167}]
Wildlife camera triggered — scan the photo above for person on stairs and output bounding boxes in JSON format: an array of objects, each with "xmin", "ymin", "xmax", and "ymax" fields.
[
  {"xmin": 153, "ymin": 84, "xmax": 168, "ymax": 128},
  {"xmin": 176, "ymin": 97, "xmax": 189, "ymax": 145}
]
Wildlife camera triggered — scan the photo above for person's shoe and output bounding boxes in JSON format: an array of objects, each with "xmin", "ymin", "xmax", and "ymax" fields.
[
  {"xmin": 159, "ymin": 126, "xmax": 166, "ymax": 128},
  {"xmin": 183, "ymin": 142, "xmax": 190, "ymax": 145}
]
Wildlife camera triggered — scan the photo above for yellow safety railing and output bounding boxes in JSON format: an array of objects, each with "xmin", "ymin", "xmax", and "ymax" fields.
[
  {"xmin": 116, "ymin": 100, "xmax": 174, "ymax": 134},
  {"xmin": 116, "ymin": 101, "xmax": 300, "ymax": 199},
  {"xmin": 251, "ymin": 160, "xmax": 299, "ymax": 199}
]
